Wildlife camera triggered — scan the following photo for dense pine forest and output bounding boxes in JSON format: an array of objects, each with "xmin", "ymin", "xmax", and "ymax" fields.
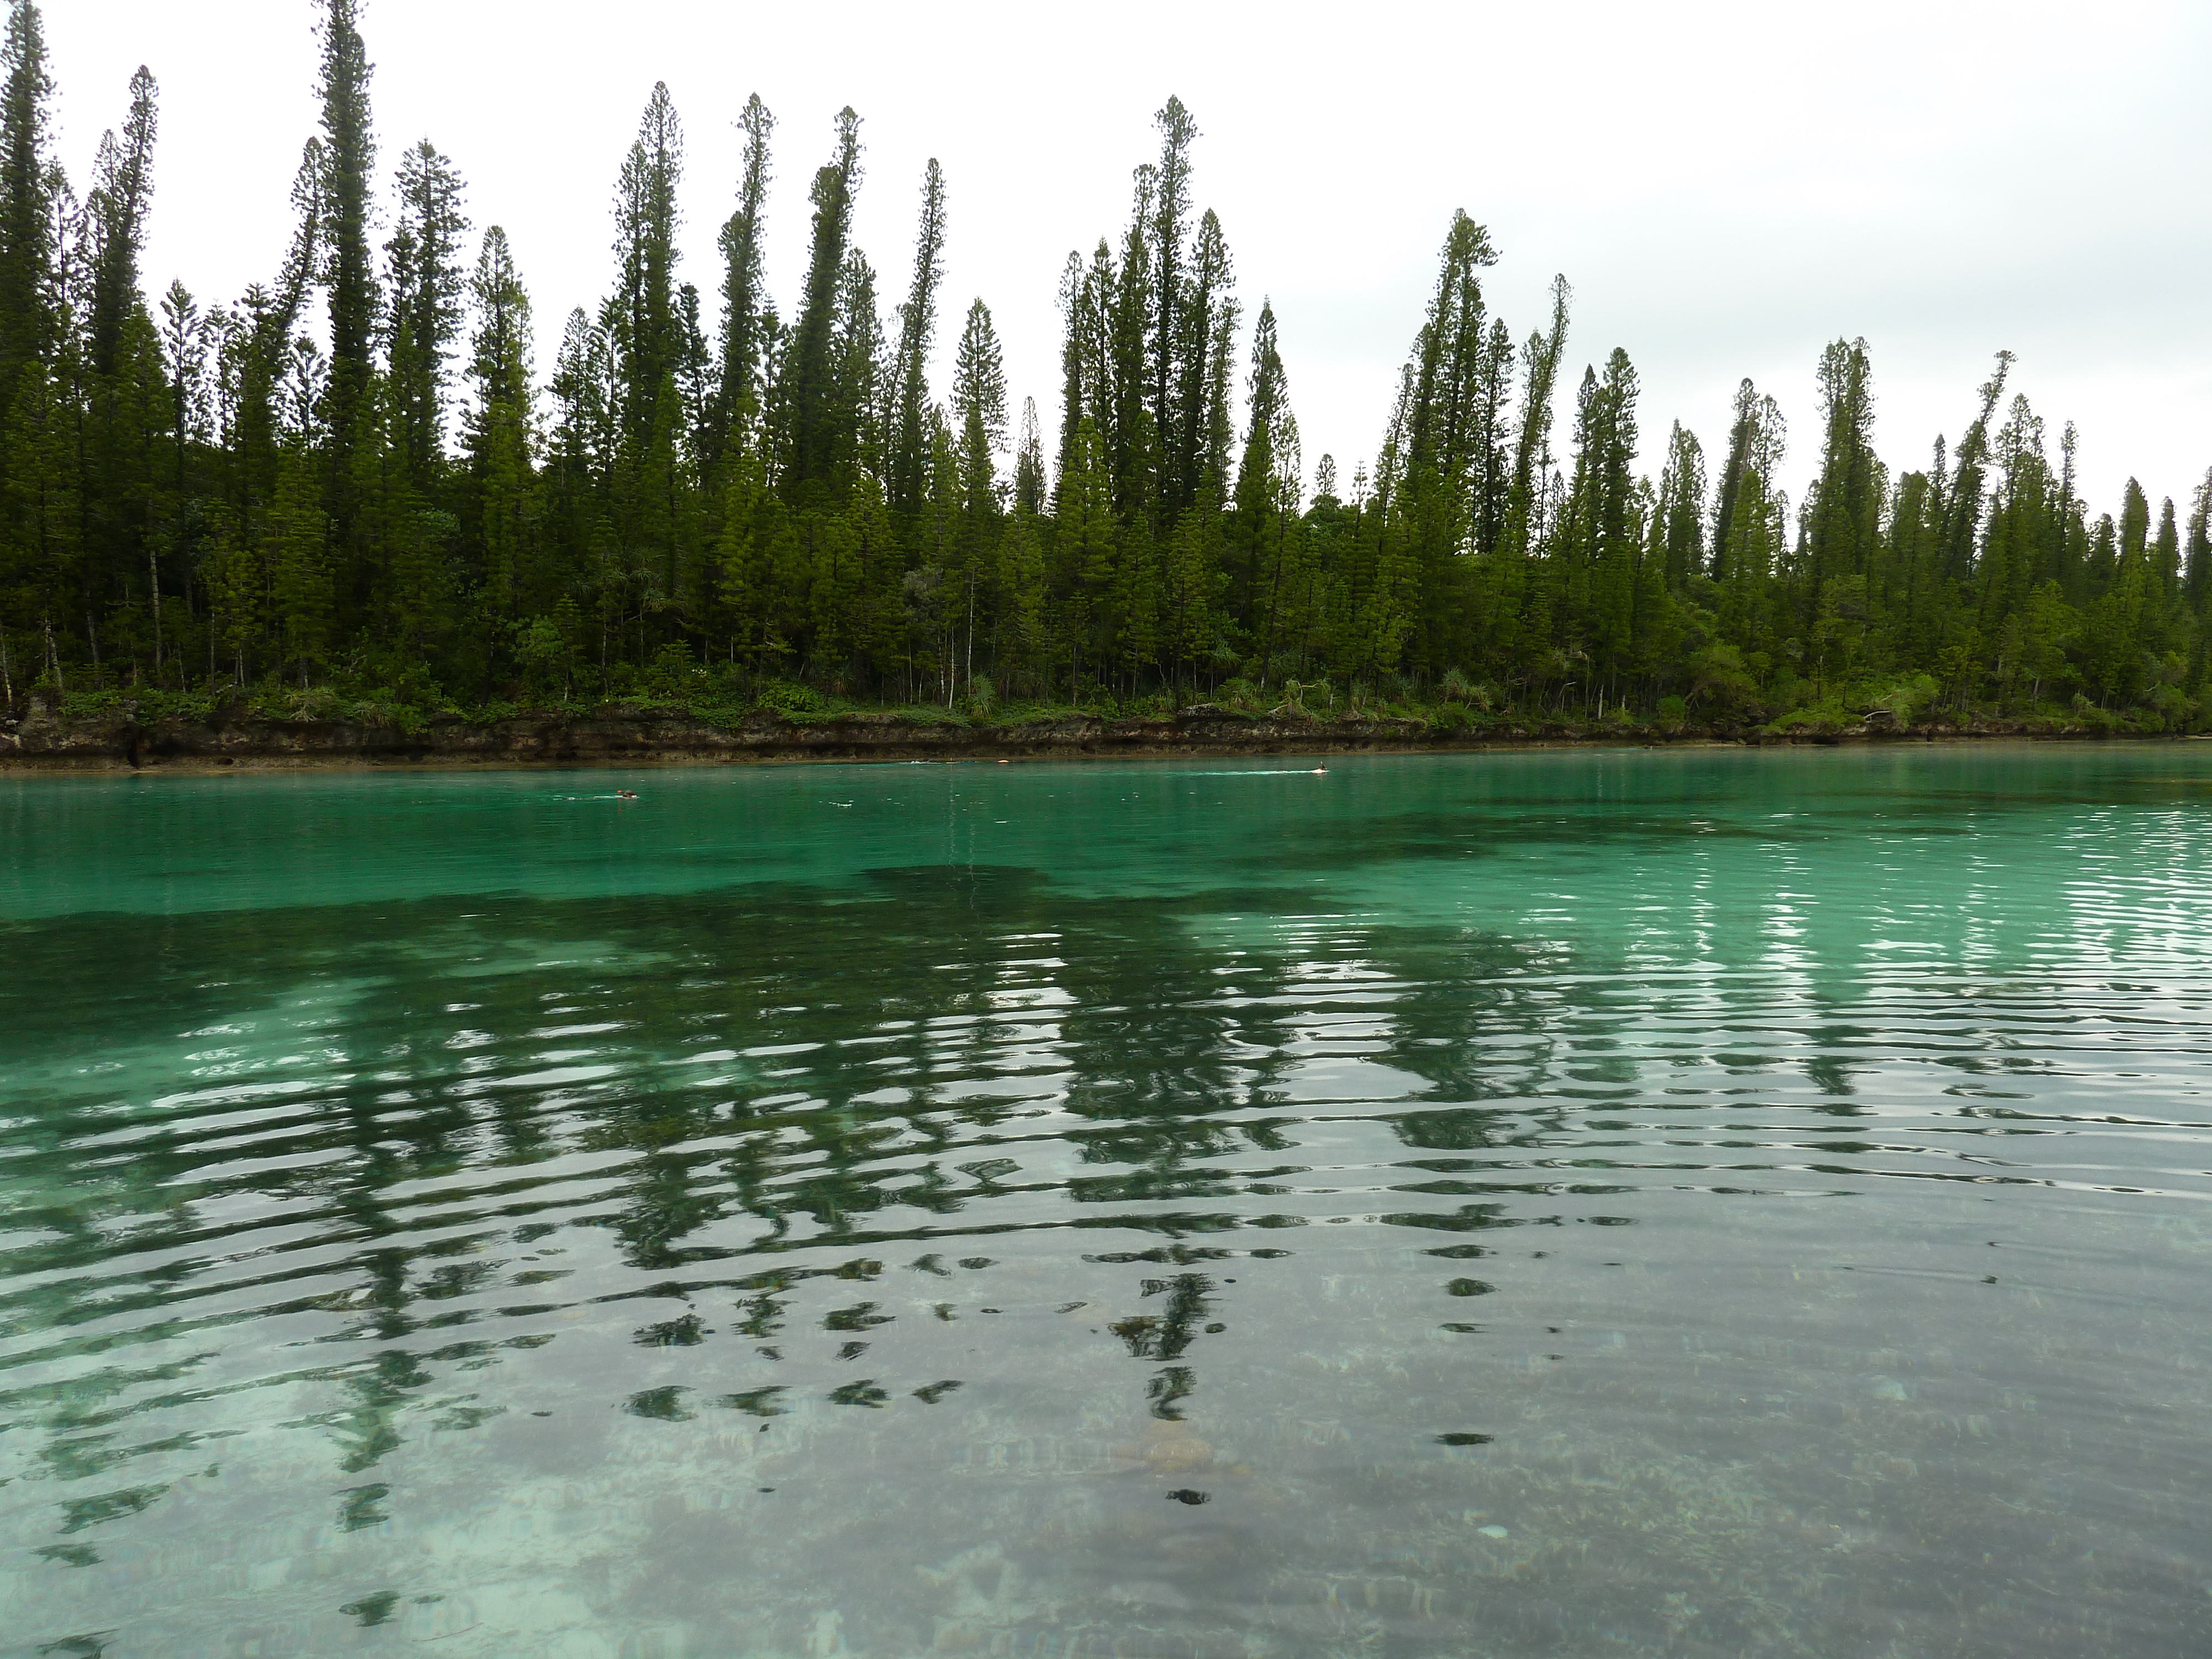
[{"xmin": 4, "ymin": 0, "xmax": 2210, "ymax": 738}]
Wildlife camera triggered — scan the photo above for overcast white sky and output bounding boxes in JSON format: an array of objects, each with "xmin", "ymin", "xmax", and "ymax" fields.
[{"xmin": 44, "ymin": 0, "xmax": 2212, "ymax": 517}]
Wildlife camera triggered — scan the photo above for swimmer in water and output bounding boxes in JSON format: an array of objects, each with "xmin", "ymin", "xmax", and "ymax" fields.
[{"xmin": 616, "ymin": 789, "xmax": 638, "ymax": 800}]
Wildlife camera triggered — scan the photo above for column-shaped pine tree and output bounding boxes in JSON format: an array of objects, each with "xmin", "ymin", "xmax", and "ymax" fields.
[
  {"xmin": 0, "ymin": 0, "xmax": 56, "ymax": 405},
  {"xmin": 77, "ymin": 64, "xmax": 163, "ymax": 680},
  {"xmin": 463, "ymin": 226, "xmax": 536, "ymax": 626},
  {"xmin": 1234, "ymin": 300, "xmax": 1293, "ymax": 675},
  {"xmin": 2183, "ymin": 469, "xmax": 2212, "ymax": 696},
  {"xmin": 1148, "ymin": 98, "xmax": 1196, "ymax": 512},
  {"xmin": 2183, "ymin": 469, "xmax": 2212, "ymax": 625},
  {"xmin": 1169, "ymin": 208, "xmax": 1235, "ymax": 528},
  {"xmin": 950, "ymin": 298, "xmax": 1007, "ymax": 696},
  {"xmin": 951, "ymin": 299, "xmax": 1008, "ymax": 483},
  {"xmin": 1934, "ymin": 352, "xmax": 2012, "ymax": 583},
  {"xmin": 1108, "ymin": 169, "xmax": 1156, "ymax": 531},
  {"xmin": 83, "ymin": 66, "xmax": 157, "ymax": 380},
  {"xmin": 1801, "ymin": 337, "xmax": 1879, "ymax": 634},
  {"xmin": 384, "ymin": 142, "xmax": 469, "ymax": 491},
  {"xmin": 316, "ymin": 0, "xmax": 377, "ymax": 448},
  {"xmin": 613, "ymin": 87, "xmax": 684, "ymax": 430},
  {"xmin": 782, "ymin": 109, "xmax": 862, "ymax": 503},
  {"xmin": 1578, "ymin": 347, "xmax": 1643, "ymax": 696},
  {"xmin": 826, "ymin": 248, "xmax": 886, "ymax": 499},
  {"xmin": 1052, "ymin": 416, "xmax": 1117, "ymax": 701},
  {"xmin": 1013, "ymin": 397, "xmax": 1046, "ymax": 518},
  {"xmin": 1471, "ymin": 277, "xmax": 1569, "ymax": 672},
  {"xmin": 1160, "ymin": 480, "xmax": 1222, "ymax": 705},
  {"xmin": 888, "ymin": 159, "xmax": 947, "ymax": 521},
  {"xmin": 709, "ymin": 93, "xmax": 773, "ymax": 472},
  {"xmin": 1653, "ymin": 423, "xmax": 1705, "ymax": 589},
  {"xmin": 1709, "ymin": 379, "xmax": 1762, "ymax": 588},
  {"xmin": 997, "ymin": 397, "xmax": 1048, "ymax": 691}
]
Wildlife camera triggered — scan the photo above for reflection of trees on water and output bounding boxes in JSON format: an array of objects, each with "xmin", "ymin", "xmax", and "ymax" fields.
[
  {"xmin": 1109, "ymin": 1270, "xmax": 1218, "ymax": 1421},
  {"xmin": 0, "ymin": 867, "xmax": 1593, "ymax": 1540}
]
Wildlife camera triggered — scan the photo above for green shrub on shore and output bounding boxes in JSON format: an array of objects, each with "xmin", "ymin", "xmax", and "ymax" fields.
[{"xmin": 25, "ymin": 670, "xmax": 2197, "ymax": 747}]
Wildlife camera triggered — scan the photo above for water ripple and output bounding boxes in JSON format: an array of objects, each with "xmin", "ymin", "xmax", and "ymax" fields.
[{"xmin": 5, "ymin": 750, "xmax": 2212, "ymax": 1656}]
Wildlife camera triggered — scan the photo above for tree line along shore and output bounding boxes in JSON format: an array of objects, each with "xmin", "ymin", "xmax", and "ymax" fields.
[
  {"xmin": 3, "ymin": 689, "xmax": 2192, "ymax": 771},
  {"xmin": 3, "ymin": 0, "xmax": 2209, "ymax": 754}
]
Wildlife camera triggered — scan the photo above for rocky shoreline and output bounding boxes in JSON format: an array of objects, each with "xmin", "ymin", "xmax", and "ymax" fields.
[{"xmin": 0, "ymin": 699, "xmax": 2179, "ymax": 770}]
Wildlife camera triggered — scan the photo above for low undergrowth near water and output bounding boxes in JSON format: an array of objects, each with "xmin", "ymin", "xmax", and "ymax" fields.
[{"xmin": 15, "ymin": 660, "xmax": 2200, "ymax": 748}]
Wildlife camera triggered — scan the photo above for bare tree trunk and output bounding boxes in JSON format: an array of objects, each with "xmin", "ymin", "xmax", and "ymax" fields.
[{"xmin": 149, "ymin": 546, "xmax": 164, "ymax": 678}]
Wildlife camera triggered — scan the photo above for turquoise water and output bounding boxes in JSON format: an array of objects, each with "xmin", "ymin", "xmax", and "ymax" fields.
[{"xmin": 3, "ymin": 746, "xmax": 2210, "ymax": 1657}]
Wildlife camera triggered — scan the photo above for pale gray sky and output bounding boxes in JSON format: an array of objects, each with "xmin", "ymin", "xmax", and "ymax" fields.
[{"xmin": 45, "ymin": 0, "xmax": 2212, "ymax": 518}]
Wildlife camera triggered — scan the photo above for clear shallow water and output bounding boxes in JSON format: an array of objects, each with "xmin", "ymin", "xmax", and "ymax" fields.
[{"xmin": 3, "ymin": 746, "xmax": 2211, "ymax": 1658}]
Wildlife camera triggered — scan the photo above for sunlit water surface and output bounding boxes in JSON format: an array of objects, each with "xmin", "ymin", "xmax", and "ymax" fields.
[{"xmin": 3, "ymin": 747, "xmax": 2211, "ymax": 1658}]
